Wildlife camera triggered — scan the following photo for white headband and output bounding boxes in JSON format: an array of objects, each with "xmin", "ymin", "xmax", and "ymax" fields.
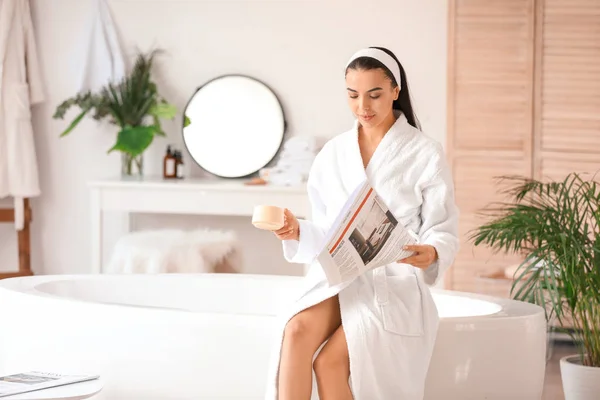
[{"xmin": 345, "ymin": 48, "xmax": 402, "ymax": 90}]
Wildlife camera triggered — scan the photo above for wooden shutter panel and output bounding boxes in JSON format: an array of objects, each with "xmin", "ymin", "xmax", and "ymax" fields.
[
  {"xmin": 536, "ymin": 0, "xmax": 600, "ymax": 181},
  {"xmin": 447, "ymin": 0, "xmax": 535, "ymax": 293}
]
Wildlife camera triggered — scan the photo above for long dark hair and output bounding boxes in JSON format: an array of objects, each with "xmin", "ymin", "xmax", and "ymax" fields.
[{"xmin": 345, "ymin": 46, "xmax": 421, "ymax": 130}]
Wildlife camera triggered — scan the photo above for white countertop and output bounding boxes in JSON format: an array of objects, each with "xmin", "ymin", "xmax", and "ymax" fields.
[{"xmin": 87, "ymin": 175, "xmax": 307, "ymax": 193}]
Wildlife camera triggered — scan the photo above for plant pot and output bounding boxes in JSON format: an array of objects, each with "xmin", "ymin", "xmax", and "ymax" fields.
[
  {"xmin": 121, "ymin": 153, "xmax": 144, "ymax": 178},
  {"xmin": 560, "ymin": 354, "xmax": 600, "ymax": 399}
]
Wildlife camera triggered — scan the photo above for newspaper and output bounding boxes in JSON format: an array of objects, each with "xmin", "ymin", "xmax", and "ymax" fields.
[
  {"xmin": 316, "ymin": 179, "xmax": 419, "ymax": 286},
  {"xmin": 0, "ymin": 371, "xmax": 99, "ymax": 397}
]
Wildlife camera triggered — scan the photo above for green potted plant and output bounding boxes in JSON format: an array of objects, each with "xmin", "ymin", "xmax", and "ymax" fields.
[
  {"xmin": 53, "ymin": 49, "xmax": 190, "ymax": 177},
  {"xmin": 469, "ymin": 172, "xmax": 599, "ymax": 399}
]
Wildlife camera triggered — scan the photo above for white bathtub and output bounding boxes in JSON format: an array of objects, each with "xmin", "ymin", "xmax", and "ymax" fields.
[{"xmin": 0, "ymin": 274, "xmax": 546, "ymax": 399}]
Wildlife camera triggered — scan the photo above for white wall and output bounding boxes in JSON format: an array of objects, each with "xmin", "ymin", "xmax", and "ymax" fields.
[{"xmin": 0, "ymin": 0, "xmax": 448, "ymax": 276}]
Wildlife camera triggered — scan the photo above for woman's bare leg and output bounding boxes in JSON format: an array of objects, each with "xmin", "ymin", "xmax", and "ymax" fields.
[
  {"xmin": 278, "ymin": 295, "xmax": 341, "ymax": 400},
  {"xmin": 313, "ymin": 325, "xmax": 352, "ymax": 400}
]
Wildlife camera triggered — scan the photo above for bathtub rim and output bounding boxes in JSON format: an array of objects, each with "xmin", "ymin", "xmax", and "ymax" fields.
[{"xmin": 0, "ymin": 274, "xmax": 545, "ymax": 322}]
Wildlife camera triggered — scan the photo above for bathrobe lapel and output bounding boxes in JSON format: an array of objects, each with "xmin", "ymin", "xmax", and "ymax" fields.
[{"xmin": 347, "ymin": 113, "xmax": 414, "ymax": 218}]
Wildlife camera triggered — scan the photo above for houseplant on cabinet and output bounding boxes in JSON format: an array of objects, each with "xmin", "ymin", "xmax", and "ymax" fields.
[
  {"xmin": 53, "ymin": 49, "xmax": 189, "ymax": 177},
  {"xmin": 469, "ymin": 172, "xmax": 599, "ymax": 400}
]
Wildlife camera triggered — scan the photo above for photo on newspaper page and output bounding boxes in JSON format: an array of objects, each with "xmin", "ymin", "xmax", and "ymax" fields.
[{"xmin": 317, "ymin": 180, "xmax": 418, "ymax": 286}]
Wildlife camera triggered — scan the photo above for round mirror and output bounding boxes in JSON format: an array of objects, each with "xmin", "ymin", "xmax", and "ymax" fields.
[{"xmin": 182, "ymin": 75, "xmax": 286, "ymax": 178}]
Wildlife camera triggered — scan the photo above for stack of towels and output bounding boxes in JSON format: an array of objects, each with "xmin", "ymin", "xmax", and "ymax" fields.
[{"xmin": 262, "ymin": 136, "xmax": 318, "ymax": 186}]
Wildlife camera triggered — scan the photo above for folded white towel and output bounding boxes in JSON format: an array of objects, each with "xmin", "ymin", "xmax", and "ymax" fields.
[
  {"xmin": 279, "ymin": 149, "xmax": 316, "ymax": 159},
  {"xmin": 276, "ymin": 162, "xmax": 314, "ymax": 176},
  {"xmin": 268, "ymin": 171, "xmax": 304, "ymax": 186},
  {"xmin": 283, "ymin": 136, "xmax": 317, "ymax": 153},
  {"xmin": 277, "ymin": 154, "xmax": 315, "ymax": 165}
]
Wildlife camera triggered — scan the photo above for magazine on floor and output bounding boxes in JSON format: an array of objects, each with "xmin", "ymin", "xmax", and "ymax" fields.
[
  {"xmin": 317, "ymin": 179, "xmax": 418, "ymax": 286},
  {"xmin": 0, "ymin": 371, "xmax": 99, "ymax": 397}
]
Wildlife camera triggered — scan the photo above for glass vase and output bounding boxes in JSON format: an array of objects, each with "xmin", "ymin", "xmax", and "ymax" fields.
[{"xmin": 121, "ymin": 152, "xmax": 144, "ymax": 179}]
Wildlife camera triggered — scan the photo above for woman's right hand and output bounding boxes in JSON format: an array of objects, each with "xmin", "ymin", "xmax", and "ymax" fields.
[{"xmin": 273, "ymin": 208, "xmax": 300, "ymax": 241}]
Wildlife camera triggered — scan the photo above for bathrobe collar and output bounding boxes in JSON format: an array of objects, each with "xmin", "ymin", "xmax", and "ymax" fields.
[{"xmin": 351, "ymin": 109, "xmax": 415, "ymax": 179}]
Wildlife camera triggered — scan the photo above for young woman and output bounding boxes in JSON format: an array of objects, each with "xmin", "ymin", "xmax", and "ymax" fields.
[{"xmin": 264, "ymin": 46, "xmax": 459, "ymax": 400}]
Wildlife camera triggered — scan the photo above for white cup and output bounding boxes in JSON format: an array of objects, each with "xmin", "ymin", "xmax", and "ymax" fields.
[{"xmin": 252, "ymin": 205, "xmax": 284, "ymax": 231}]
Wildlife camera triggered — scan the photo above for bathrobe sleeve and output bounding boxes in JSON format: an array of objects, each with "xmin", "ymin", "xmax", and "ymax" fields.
[
  {"xmin": 281, "ymin": 152, "xmax": 328, "ymax": 264},
  {"xmin": 417, "ymin": 144, "xmax": 460, "ymax": 286}
]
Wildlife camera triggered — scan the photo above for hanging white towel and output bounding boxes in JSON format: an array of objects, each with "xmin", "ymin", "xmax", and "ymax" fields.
[{"xmin": 77, "ymin": 0, "xmax": 126, "ymax": 92}]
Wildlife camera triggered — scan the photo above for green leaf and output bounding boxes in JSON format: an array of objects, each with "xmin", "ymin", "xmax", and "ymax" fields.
[
  {"xmin": 149, "ymin": 102, "xmax": 177, "ymax": 120},
  {"xmin": 59, "ymin": 107, "xmax": 91, "ymax": 137},
  {"xmin": 184, "ymin": 115, "xmax": 191, "ymax": 128},
  {"xmin": 152, "ymin": 114, "xmax": 166, "ymax": 137},
  {"xmin": 108, "ymin": 125, "xmax": 156, "ymax": 156}
]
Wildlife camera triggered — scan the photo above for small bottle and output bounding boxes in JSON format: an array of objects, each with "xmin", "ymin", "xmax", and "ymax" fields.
[
  {"xmin": 163, "ymin": 145, "xmax": 176, "ymax": 179},
  {"xmin": 175, "ymin": 150, "xmax": 184, "ymax": 179}
]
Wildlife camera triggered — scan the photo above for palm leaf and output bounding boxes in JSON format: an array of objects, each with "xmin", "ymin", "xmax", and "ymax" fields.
[{"xmin": 59, "ymin": 106, "xmax": 91, "ymax": 137}]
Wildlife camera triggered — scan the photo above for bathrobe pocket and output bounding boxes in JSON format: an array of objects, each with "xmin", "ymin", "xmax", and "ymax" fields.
[
  {"xmin": 12, "ymin": 84, "xmax": 33, "ymax": 119},
  {"xmin": 5, "ymin": 83, "xmax": 41, "ymax": 197},
  {"xmin": 377, "ymin": 274, "xmax": 425, "ymax": 337}
]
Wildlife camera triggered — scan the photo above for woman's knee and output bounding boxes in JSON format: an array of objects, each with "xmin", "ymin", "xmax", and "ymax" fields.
[
  {"xmin": 282, "ymin": 296, "xmax": 341, "ymax": 352},
  {"xmin": 283, "ymin": 315, "xmax": 316, "ymax": 346}
]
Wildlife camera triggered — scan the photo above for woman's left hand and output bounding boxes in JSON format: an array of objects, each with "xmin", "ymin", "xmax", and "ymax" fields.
[{"xmin": 397, "ymin": 245, "xmax": 438, "ymax": 270}]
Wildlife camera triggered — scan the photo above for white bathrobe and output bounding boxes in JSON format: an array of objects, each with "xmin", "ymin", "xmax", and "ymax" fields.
[
  {"xmin": 0, "ymin": 0, "xmax": 44, "ymax": 230},
  {"xmin": 264, "ymin": 112, "xmax": 460, "ymax": 400}
]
